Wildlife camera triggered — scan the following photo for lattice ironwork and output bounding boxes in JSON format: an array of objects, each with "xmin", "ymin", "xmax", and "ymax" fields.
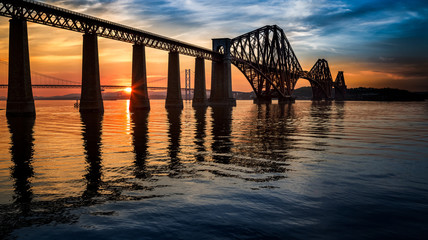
[
  {"xmin": 0, "ymin": 0, "xmax": 220, "ymax": 60},
  {"xmin": 229, "ymin": 25, "xmax": 302, "ymax": 99},
  {"xmin": 334, "ymin": 71, "xmax": 346, "ymax": 100},
  {"xmin": 306, "ymin": 59, "xmax": 333, "ymax": 100},
  {"xmin": 229, "ymin": 25, "xmax": 345, "ymax": 100}
]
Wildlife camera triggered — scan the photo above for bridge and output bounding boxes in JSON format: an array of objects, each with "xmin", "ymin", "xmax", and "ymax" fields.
[
  {"xmin": 228, "ymin": 25, "xmax": 346, "ymax": 103},
  {"xmin": 0, "ymin": 0, "xmax": 346, "ymax": 116},
  {"xmin": 0, "ymin": 59, "xmax": 181, "ymax": 90}
]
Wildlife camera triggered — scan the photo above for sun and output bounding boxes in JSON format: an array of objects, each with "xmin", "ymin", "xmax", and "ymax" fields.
[{"xmin": 124, "ymin": 87, "xmax": 132, "ymax": 93}]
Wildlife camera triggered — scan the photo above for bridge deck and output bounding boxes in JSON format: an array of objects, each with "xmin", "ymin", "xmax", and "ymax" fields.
[{"xmin": 0, "ymin": 0, "xmax": 220, "ymax": 60}]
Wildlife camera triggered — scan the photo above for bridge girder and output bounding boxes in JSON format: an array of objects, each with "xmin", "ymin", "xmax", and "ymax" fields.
[{"xmin": 0, "ymin": 0, "xmax": 220, "ymax": 60}]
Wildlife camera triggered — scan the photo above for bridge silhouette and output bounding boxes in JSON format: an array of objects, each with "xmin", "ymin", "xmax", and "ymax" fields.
[{"xmin": 0, "ymin": 0, "xmax": 346, "ymax": 116}]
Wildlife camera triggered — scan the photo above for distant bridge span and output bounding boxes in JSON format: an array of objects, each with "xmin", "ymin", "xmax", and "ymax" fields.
[
  {"xmin": 0, "ymin": 0, "xmax": 345, "ymax": 116},
  {"xmin": 228, "ymin": 25, "xmax": 346, "ymax": 102}
]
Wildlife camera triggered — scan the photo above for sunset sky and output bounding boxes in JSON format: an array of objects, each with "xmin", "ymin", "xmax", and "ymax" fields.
[{"xmin": 0, "ymin": 0, "xmax": 427, "ymax": 97}]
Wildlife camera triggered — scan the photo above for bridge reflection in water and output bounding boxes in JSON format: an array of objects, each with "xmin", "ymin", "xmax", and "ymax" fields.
[
  {"xmin": 2, "ymin": 100, "xmax": 427, "ymax": 239},
  {"xmin": 131, "ymin": 110, "xmax": 150, "ymax": 179},
  {"xmin": 81, "ymin": 112, "xmax": 104, "ymax": 200},
  {"xmin": 7, "ymin": 116, "xmax": 35, "ymax": 216}
]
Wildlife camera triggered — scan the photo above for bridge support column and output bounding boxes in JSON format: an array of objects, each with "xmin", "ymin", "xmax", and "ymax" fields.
[
  {"xmin": 334, "ymin": 87, "xmax": 346, "ymax": 101},
  {"xmin": 165, "ymin": 51, "xmax": 183, "ymax": 108},
  {"xmin": 80, "ymin": 33, "xmax": 104, "ymax": 113},
  {"xmin": 130, "ymin": 44, "xmax": 150, "ymax": 111},
  {"xmin": 311, "ymin": 84, "xmax": 325, "ymax": 101},
  {"xmin": 253, "ymin": 96, "xmax": 272, "ymax": 104},
  {"xmin": 192, "ymin": 57, "xmax": 207, "ymax": 107},
  {"xmin": 209, "ymin": 39, "xmax": 236, "ymax": 106},
  {"xmin": 278, "ymin": 96, "xmax": 295, "ymax": 104},
  {"xmin": 6, "ymin": 18, "xmax": 35, "ymax": 116},
  {"xmin": 334, "ymin": 71, "xmax": 346, "ymax": 101}
]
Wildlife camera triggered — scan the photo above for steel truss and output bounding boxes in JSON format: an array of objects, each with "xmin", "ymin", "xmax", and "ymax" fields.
[
  {"xmin": 0, "ymin": 0, "xmax": 219, "ymax": 60},
  {"xmin": 333, "ymin": 71, "xmax": 346, "ymax": 100},
  {"xmin": 229, "ymin": 25, "xmax": 345, "ymax": 100},
  {"xmin": 230, "ymin": 25, "xmax": 302, "ymax": 99},
  {"xmin": 306, "ymin": 59, "xmax": 333, "ymax": 100}
]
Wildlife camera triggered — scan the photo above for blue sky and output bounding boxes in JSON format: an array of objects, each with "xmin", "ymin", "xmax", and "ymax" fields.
[{"xmin": 2, "ymin": 0, "xmax": 426, "ymax": 91}]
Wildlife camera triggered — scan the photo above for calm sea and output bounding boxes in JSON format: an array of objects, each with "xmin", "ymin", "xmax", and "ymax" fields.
[{"xmin": 0, "ymin": 100, "xmax": 427, "ymax": 239}]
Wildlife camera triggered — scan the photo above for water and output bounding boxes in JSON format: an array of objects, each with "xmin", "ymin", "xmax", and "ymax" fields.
[{"xmin": 0, "ymin": 100, "xmax": 427, "ymax": 239}]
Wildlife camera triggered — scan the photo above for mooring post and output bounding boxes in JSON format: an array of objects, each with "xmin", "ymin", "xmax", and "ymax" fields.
[
  {"xmin": 165, "ymin": 51, "xmax": 183, "ymax": 108},
  {"xmin": 209, "ymin": 38, "xmax": 236, "ymax": 106},
  {"xmin": 192, "ymin": 57, "xmax": 207, "ymax": 107},
  {"xmin": 6, "ymin": 18, "xmax": 35, "ymax": 116},
  {"xmin": 80, "ymin": 33, "xmax": 104, "ymax": 113},
  {"xmin": 130, "ymin": 44, "xmax": 150, "ymax": 111}
]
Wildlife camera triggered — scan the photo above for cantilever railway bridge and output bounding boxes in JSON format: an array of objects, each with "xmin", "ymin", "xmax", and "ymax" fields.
[{"xmin": 0, "ymin": 0, "xmax": 346, "ymax": 116}]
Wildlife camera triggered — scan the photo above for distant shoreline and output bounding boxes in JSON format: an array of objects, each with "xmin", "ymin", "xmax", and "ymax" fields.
[{"xmin": 0, "ymin": 87, "xmax": 427, "ymax": 102}]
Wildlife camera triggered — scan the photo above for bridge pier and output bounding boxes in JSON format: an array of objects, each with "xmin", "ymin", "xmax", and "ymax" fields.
[
  {"xmin": 130, "ymin": 44, "xmax": 150, "ymax": 111},
  {"xmin": 253, "ymin": 96, "xmax": 272, "ymax": 104},
  {"xmin": 165, "ymin": 51, "xmax": 183, "ymax": 108},
  {"xmin": 6, "ymin": 18, "xmax": 35, "ymax": 116},
  {"xmin": 80, "ymin": 33, "xmax": 104, "ymax": 113},
  {"xmin": 278, "ymin": 96, "xmax": 295, "ymax": 104},
  {"xmin": 209, "ymin": 39, "xmax": 236, "ymax": 106},
  {"xmin": 334, "ymin": 71, "xmax": 346, "ymax": 101},
  {"xmin": 311, "ymin": 84, "xmax": 325, "ymax": 101},
  {"xmin": 192, "ymin": 57, "xmax": 207, "ymax": 107},
  {"xmin": 334, "ymin": 87, "xmax": 346, "ymax": 101}
]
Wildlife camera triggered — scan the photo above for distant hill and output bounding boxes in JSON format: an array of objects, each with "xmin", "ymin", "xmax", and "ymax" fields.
[
  {"xmin": 2, "ymin": 87, "xmax": 426, "ymax": 101},
  {"xmin": 292, "ymin": 87, "xmax": 426, "ymax": 101},
  {"xmin": 346, "ymin": 88, "xmax": 426, "ymax": 101},
  {"xmin": 292, "ymin": 87, "xmax": 312, "ymax": 100}
]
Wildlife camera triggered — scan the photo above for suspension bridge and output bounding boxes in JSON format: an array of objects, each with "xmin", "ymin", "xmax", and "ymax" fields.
[
  {"xmin": 0, "ymin": 0, "xmax": 346, "ymax": 116},
  {"xmin": 0, "ymin": 59, "xmax": 182, "ymax": 90}
]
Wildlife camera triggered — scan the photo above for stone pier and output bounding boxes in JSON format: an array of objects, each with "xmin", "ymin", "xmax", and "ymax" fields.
[
  {"xmin": 6, "ymin": 18, "xmax": 35, "ymax": 116},
  {"xmin": 165, "ymin": 51, "xmax": 183, "ymax": 108},
  {"xmin": 130, "ymin": 44, "xmax": 150, "ymax": 111},
  {"xmin": 209, "ymin": 39, "xmax": 236, "ymax": 106},
  {"xmin": 80, "ymin": 33, "xmax": 104, "ymax": 113},
  {"xmin": 192, "ymin": 57, "xmax": 207, "ymax": 107}
]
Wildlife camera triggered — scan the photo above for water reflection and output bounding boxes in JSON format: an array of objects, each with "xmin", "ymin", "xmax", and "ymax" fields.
[
  {"xmin": 80, "ymin": 113, "xmax": 103, "ymax": 199},
  {"xmin": 193, "ymin": 107, "xmax": 207, "ymax": 162},
  {"xmin": 254, "ymin": 103, "xmax": 296, "ymax": 163},
  {"xmin": 335, "ymin": 101, "xmax": 345, "ymax": 119},
  {"xmin": 7, "ymin": 116, "xmax": 35, "ymax": 215},
  {"xmin": 131, "ymin": 110, "xmax": 150, "ymax": 179},
  {"xmin": 310, "ymin": 101, "xmax": 332, "ymax": 135},
  {"xmin": 211, "ymin": 106, "xmax": 233, "ymax": 164},
  {"xmin": 334, "ymin": 101, "xmax": 346, "ymax": 132},
  {"xmin": 167, "ymin": 108, "xmax": 182, "ymax": 175}
]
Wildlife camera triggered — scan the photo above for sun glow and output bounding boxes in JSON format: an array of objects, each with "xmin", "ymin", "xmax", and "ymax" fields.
[{"xmin": 124, "ymin": 87, "xmax": 132, "ymax": 93}]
